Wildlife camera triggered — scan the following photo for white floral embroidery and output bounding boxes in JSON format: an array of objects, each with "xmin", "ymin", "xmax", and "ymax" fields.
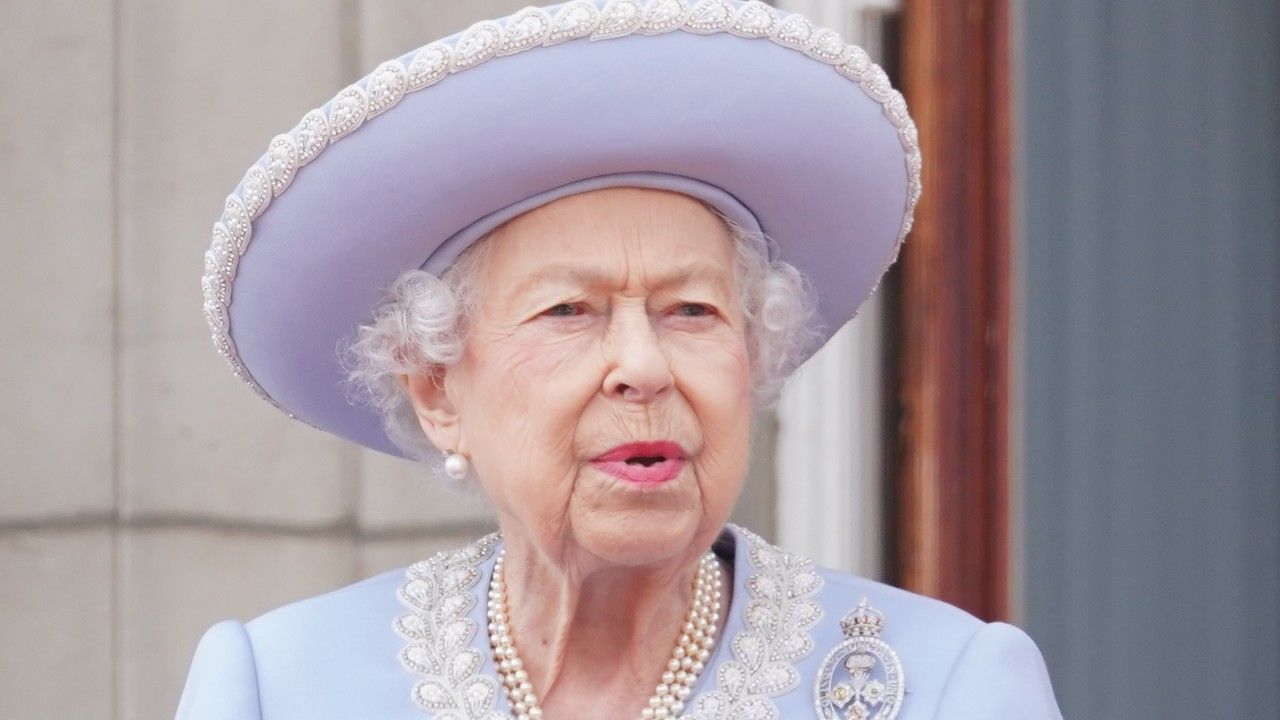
[
  {"xmin": 687, "ymin": 524, "xmax": 824, "ymax": 720},
  {"xmin": 392, "ymin": 525, "xmax": 823, "ymax": 719},
  {"xmin": 203, "ymin": 0, "xmax": 922, "ymax": 421},
  {"xmin": 394, "ymin": 532, "xmax": 506, "ymax": 720}
]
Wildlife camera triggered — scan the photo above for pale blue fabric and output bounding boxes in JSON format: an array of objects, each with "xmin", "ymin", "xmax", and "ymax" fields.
[{"xmin": 176, "ymin": 525, "xmax": 1062, "ymax": 719}]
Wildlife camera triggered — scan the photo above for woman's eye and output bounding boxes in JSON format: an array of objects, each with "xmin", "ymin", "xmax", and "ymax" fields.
[
  {"xmin": 543, "ymin": 302, "xmax": 585, "ymax": 318},
  {"xmin": 675, "ymin": 303, "xmax": 715, "ymax": 317}
]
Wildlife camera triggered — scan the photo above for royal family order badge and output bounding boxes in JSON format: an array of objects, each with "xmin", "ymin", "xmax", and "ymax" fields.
[{"xmin": 814, "ymin": 598, "xmax": 906, "ymax": 720}]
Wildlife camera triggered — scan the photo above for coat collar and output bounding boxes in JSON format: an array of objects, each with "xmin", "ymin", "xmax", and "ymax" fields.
[{"xmin": 393, "ymin": 523, "xmax": 825, "ymax": 719}]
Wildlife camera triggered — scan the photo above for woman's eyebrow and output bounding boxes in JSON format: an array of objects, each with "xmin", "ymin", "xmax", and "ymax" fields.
[
  {"xmin": 510, "ymin": 262, "xmax": 731, "ymax": 297},
  {"xmin": 654, "ymin": 264, "xmax": 733, "ymax": 294},
  {"xmin": 509, "ymin": 264, "xmax": 603, "ymax": 296}
]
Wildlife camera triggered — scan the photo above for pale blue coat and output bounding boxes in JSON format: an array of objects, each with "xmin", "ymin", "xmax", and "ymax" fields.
[{"xmin": 175, "ymin": 523, "xmax": 1063, "ymax": 719}]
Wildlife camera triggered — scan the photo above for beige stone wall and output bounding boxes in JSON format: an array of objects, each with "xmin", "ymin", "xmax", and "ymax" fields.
[{"xmin": 0, "ymin": 2, "xmax": 779, "ymax": 718}]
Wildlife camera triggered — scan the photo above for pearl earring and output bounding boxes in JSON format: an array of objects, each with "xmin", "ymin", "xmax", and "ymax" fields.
[{"xmin": 442, "ymin": 449, "xmax": 470, "ymax": 481}]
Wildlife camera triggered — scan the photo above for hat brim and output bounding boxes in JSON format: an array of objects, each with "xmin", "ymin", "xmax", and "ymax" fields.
[{"xmin": 202, "ymin": 0, "xmax": 920, "ymax": 459}]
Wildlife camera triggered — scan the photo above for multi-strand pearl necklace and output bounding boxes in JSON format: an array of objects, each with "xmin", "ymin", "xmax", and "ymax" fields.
[{"xmin": 486, "ymin": 550, "xmax": 724, "ymax": 720}]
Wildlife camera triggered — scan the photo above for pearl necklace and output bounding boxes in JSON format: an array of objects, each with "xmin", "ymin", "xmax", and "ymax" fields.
[{"xmin": 486, "ymin": 550, "xmax": 724, "ymax": 720}]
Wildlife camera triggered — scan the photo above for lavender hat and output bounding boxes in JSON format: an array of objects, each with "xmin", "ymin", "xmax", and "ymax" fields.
[{"xmin": 200, "ymin": 0, "xmax": 922, "ymax": 459}]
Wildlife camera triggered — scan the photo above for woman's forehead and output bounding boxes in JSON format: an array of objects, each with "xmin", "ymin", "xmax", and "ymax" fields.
[
  {"xmin": 485, "ymin": 187, "xmax": 736, "ymax": 287},
  {"xmin": 500, "ymin": 186, "xmax": 725, "ymax": 237}
]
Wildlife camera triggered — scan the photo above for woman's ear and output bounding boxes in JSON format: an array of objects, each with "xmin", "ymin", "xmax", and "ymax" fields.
[{"xmin": 397, "ymin": 368, "xmax": 462, "ymax": 453}]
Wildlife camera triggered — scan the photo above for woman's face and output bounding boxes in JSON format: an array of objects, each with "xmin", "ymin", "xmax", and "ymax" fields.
[{"xmin": 416, "ymin": 187, "xmax": 753, "ymax": 569}]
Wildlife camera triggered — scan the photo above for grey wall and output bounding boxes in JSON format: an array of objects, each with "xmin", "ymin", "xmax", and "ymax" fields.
[
  {"xmin": 1018, "ymin": 1, "xmax": 1280, "ymax": 717},
  {"xmin": 0, "ymin": 5, "xmax": 502, "ymax": 718}
]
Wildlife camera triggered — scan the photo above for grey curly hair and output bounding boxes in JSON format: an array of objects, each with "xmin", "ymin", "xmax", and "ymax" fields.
[{"xmin": 340, "ymin": 200, "xmax": 826, "ymax": 482}]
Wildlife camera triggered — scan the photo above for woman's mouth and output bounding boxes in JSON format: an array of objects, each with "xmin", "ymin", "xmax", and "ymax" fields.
[{"xmin": 590, "ymin": 440, "xmax": 687, "ymax": 485}]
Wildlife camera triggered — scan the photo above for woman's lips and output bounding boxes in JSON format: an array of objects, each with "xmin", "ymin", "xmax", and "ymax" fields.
[
  {"xmin": 589, "ymin": 457, "xmax": 686, "ymax": 485},
  {"xmin": 589, "ymin": 440, "xmax": 688, "ymax": 485}
]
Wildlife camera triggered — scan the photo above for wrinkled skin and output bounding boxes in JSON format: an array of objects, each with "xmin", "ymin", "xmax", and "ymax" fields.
[{"xmin": 399, "ymin": 186, "xmax": 753, "ymax": 717}]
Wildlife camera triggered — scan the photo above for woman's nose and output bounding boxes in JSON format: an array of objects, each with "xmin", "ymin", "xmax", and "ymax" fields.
[{"xmin": 601, "ymin": 305, "xmax": 674, "ymax": 403}]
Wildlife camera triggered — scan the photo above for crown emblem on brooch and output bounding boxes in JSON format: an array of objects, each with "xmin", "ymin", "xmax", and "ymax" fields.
[
  {"xmin": 815, "ymin": 597, "xmax": 906, "ymax": 719},
  {"xmin": 841, "ymin": 598, "xmax": 887, "ymax": 637}
]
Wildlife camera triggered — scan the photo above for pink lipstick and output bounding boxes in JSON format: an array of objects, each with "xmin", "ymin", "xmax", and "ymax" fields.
[{"xmin": 590, "ymin": 440, "xmax": 687, "ymax": 485}]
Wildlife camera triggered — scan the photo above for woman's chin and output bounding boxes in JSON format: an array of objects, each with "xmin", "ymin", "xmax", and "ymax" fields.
[
  {"xmin": 564, "ymin": 463, "xmax": 726, "ymax": 567},
  {"xmin": 568, "ymin": 507, "xmax": 704, "ymax": 568}
]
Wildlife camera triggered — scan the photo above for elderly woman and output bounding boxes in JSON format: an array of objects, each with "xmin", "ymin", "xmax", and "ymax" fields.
[{"xmin": 180, "ymin": 1, "xmax": 1062, "ymax": 719}]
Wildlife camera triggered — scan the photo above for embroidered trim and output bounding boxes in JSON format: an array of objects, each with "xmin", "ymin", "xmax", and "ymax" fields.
[
  {"xmin": 201, "ymin": 0, "xmax": 922, "ymax": 414},
  {"xmin": 687, "ymin": 524, "xmax": 824, "ymax": 720},
  {"xmin": 392, "ymin": 525, "xmax": 822, "ymax": 719},
  {"xmin": 394, "ymin": 532, "xmax": 506, "ymax": 720}
]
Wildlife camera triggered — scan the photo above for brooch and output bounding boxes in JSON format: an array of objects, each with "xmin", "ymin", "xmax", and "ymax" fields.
[{"xmin": 813, "ymin": 597, "xmax": 905, "ymax": 719}]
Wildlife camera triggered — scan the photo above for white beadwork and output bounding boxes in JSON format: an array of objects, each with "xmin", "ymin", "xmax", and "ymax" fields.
[
  {"xmin": 862, "ymin": 64, "xmax": 894, "ymax": 102},
  {"xmin": 293, "ymin": 109, "xmax": 330, "ymax": 166},
  {"xmin": 805, "ymin": 28, "xmax": 848, "ymax": 64},
  {"xmin": 835, "ymin": 43, "xmax": 872, "ymax": 82},
  {"xmin": 886, "ymin": 89, "xmax": 909, "ymax": 125},
  {"xmin": 770, "ymin": 13, "xmax": 813, "ymax": 49},
  {"xmin": 683, "ymin": 0, "xmax": 735, "ymax": 33},
  {"xmin": 547, "ymin": 1, "xmax": 601, "ymax": 45},
  {"xmin": 203, "ymin": 297, "xmax": 228, "ymax": 338},
  {"xmin": 239, "ymin": 164, "xmax": 272, "ymax": 219},
  {"xmin": 221, "ymin": 195, "xmax": 251, "ymax": 253},
  {"xmin": 207, "ymin": 223, "xmax": 235, "ymax": 284},
  {"xmin": 200, "ymin": 266, "xmax": 216, "ymax": 301},
  {"xmin": 639, "ymin": 0, "xmax": 689, "ymax": 34},
  {"xmin": 207, "ymin": 231, "xmax": 237, "ymax": 296},
  {"xmin": 203, "ymin": 0, "xmax": 922, "ymax": 419},
  {"xmin": 452, "ymin": 20, "xmax": 504, "ymax": 70},
  {"xmin": 407, "ymin": 43, "xmax": 453, "ymax": 90},
  {"xmin": 593, "ymin": 0, "xmax": 645, "ymax": 40},
  {"xmin": 266, "ymin": 133, "xmax": 298, "ymax": 196},
  {"xmin": 202, "ymin": 289, "xmax": 225, "ymax": 338},
  {"xmin": 498, "ymin": 8, "xmax": 552, "ymax": 55},
  {"xmin": 201, "ymin": 258, "xmax": 228, "ymax": 307},
  {"xmin": 367, "ymin": 61, "xmax": 408, "ymax": 117},
  {"xmin": 685, "ymin": 526, "xmax": 824, "ymax": 720},
  {"xmin": 728, "ymin": 1, "xmax": 777, "ymax": 38},
  {"xmin": 327, "ymin": 85, "xmax": 369, "ymax": 141},
  {"xmin": 900, "ymin": 116, "xmax": 919, "ymax": 148},
  {"xmin": 395, "ymin": 533, "xmax": 507, "ymax": 720}
]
